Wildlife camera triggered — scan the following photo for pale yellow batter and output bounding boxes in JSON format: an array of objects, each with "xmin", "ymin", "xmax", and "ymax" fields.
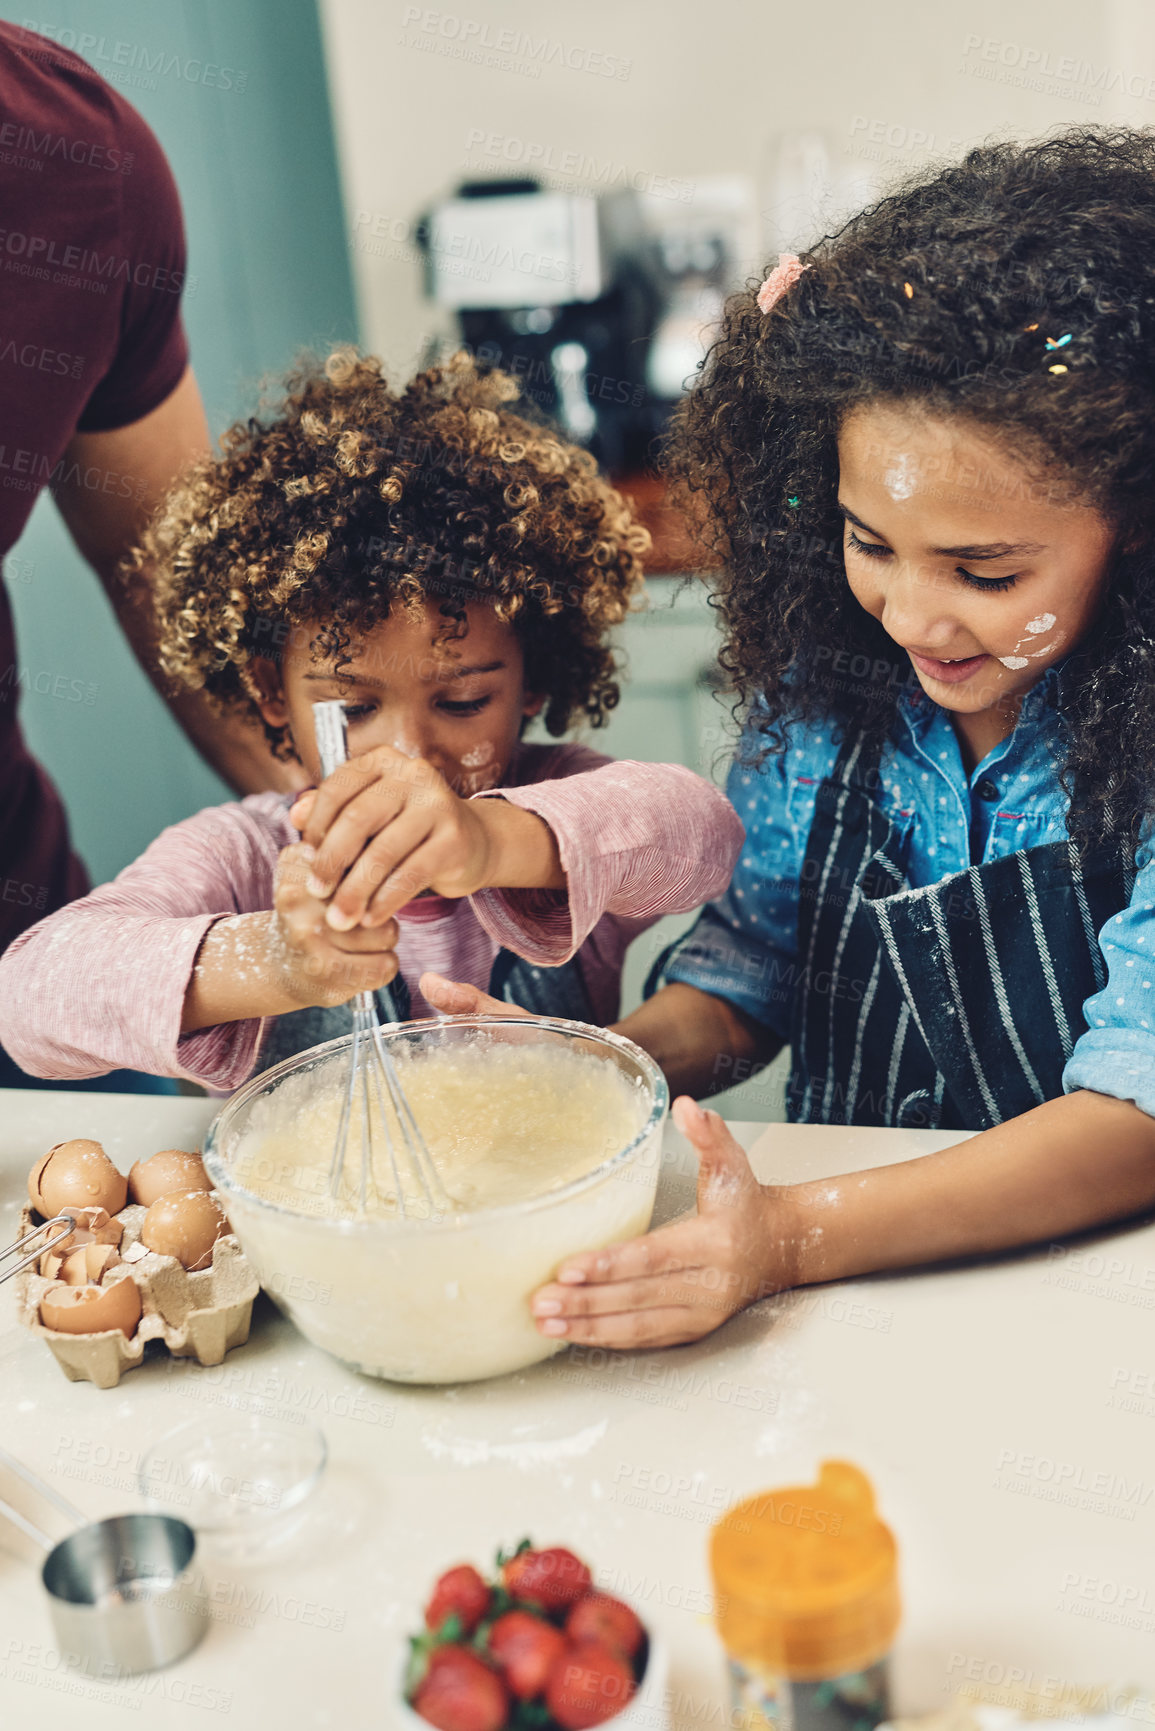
[{"xmin": 234, "ymin": 1041, "xmax": 648, "ymax": 1219}]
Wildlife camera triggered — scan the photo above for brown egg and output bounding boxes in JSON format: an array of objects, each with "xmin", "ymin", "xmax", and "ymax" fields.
[
  {"xmin": 45, "ymin": 1206, "xmax": 124, "ymax": 1260},
  {"xmin": 40, "ymin": 1275, "xmax": 141, "ymax": 1338},
  {"xmin": 29, "ymin": 1139, "xmax": 127, "ymax": 1217},
  {"xmin": 140, "ymin": 1190, "xmax": 229, "ymax": 1271},
  {"xmin": 128, "ymin": 1148, "xmax": 211, "ymax": 1208}
]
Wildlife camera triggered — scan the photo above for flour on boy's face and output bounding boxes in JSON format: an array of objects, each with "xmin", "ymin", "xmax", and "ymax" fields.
[
  {"xmin": 248, "ymin": 599, "xmax": 544, "ymax": 794},
  {"xmin": 836, "ymin": 403, "xmax": 1115, "ymax": 719}
]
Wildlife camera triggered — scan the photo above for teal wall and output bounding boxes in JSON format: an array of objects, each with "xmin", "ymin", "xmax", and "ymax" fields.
[{"xmin": 1, "ymin": 0, "xmax": 359, "ymax": 881}]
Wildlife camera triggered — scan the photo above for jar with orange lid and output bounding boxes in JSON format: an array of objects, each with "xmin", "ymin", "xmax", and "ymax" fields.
[{"xmin": 709, "ymin": 1460, "xmax": 900, "ymax": 1731}]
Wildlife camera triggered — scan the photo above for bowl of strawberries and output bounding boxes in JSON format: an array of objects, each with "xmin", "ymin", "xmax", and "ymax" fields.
[{"xmin": 402, "ymin": 1539, "xmax": 668, "ymax": 1730}]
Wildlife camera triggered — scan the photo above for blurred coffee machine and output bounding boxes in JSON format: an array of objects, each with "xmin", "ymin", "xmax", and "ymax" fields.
[
  {"xmin": 418, "ymin": 180, "xmax": 658, "ymax": 473},
  {"xmin": 417, "ymin": 178, "xmax": 756, "ymax": 477}
]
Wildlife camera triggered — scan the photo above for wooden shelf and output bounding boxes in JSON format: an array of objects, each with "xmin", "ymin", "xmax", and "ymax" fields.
[{"xmin": 613, "ymin": 470, "xmax": 722, "ymax": 575}]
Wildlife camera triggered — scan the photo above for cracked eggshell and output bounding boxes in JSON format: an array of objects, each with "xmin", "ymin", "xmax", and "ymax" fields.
[
  {"xmin": 128, "ymin": 1148, "xmax": 212, "ymax": 1207},
  {"xmin": 56, "ymin": 1244, "xmax": 121, "ymax": 1286},
  {"xmin": 140, "ymin": 1190, "xmax": 229, "ymax": 1271},
  {"xmin": 17, "ymin": 1199, "xmax": 258, "ymax": 1387},
  {"xmin": 28, "ymin": 1139, "xmax": 127, "ymax": 1217},
  {"xmin": 41, "ymin": 1238, "xmax": 122, "ymax": 1281},
  {"xmin": 39, "ymin": 1274, "xmax": 142, "ymax": 1339},
  {"xmin": 47, "ymin": 1206, "xmax": 124, "ymax": 1259}
]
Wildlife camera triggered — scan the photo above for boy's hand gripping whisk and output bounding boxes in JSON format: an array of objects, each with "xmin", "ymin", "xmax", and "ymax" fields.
[{"xmin": 311, "ymin": 701, "xmax": 452, "ymax": 1220}]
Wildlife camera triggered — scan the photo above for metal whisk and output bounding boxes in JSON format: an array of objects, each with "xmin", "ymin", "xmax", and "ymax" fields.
[{"xmin": 311, "ymin": 701, "xmax": 453, "ymax": 1221}]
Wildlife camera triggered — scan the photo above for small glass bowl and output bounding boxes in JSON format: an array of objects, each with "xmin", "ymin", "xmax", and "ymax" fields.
[{"xmin": 138, "ymin": 1414, "xmax": 326, "ymax": 1559}]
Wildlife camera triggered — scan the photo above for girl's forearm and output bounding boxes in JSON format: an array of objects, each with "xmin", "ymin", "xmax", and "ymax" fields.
[
  {"xmin": 181, "ymin": 912, "xmax": 305, "ymax": 1033},
  {"xmin": 781, "ymin": 1088, "xmax": 1155, "ymax": 1287},
  {"xmin": 614, "ymin": 983, "xmax": 782, "ymax": 1099}
]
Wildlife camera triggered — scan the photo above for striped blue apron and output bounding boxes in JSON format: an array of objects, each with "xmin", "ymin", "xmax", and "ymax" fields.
[{"xmin": 787, "ymin": 729, "xmax": 1134, "ymax": 1130}]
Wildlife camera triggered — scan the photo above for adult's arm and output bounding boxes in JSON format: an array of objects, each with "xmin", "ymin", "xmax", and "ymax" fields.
[{"xmin": 51, "ymin": 367, "xmax": 306, "ymax": 796}]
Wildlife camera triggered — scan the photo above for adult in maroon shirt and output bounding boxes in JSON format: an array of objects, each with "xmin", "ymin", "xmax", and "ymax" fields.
[{"xmin": 0, "ymin": 23, "xmax": 297, "ymax": 961}]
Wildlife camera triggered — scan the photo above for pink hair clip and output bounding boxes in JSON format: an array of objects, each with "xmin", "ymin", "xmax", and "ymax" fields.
[{"xmin": 757, "ymin": 253, "xmax": 809, "ymax": 314}]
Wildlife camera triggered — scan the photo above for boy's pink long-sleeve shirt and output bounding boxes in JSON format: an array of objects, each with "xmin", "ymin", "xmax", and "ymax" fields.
[{"xmin": 0, "ymin": 743, "xmax": 742, "ymax": 1091}]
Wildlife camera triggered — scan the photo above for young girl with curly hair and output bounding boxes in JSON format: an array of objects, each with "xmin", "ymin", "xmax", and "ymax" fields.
[
  {"xmin": 0, "ymin": 349, "xmax": 741, "ymax": 1087},
  {"xmin": 431, "ymin": 128, "xmax": 1155, "ymax": 1352}
]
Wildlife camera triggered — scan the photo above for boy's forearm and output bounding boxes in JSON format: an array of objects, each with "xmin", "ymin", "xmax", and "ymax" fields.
[
  {"xmin": 614, "ymin": 983, "xmax": 782, "ymax": 1099},
  {"xmin": 782, "ymin": 1088, "xmax": 1155, "ymax": 1287},
  {"xmin": 473, "ymin": 799, "xmax": 566, "ymax": 890},
  {"xmin": 181, "ymin": 913, "xmax": 305, "ymax": 1033}
]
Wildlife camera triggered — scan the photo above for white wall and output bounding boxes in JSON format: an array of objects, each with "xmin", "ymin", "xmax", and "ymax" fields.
[{"xmin": 318, "ymin": 0, "xmax": 1147, "ymax": 376}]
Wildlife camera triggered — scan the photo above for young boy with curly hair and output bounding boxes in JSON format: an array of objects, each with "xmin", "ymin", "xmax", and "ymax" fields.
[{"xmin": 0, "ymin": 350, "xmax": 741, "ymax": 1088}]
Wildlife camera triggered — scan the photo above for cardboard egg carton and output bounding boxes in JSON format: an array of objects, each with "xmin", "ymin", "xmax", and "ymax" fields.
[{"xmin": 15, "ymin": 1202, "xmax": 259, "ymax": 1389}]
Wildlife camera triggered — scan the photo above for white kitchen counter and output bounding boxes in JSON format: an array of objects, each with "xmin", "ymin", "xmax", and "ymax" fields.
[{"xmin": 2, "ymin": 1089, "xmax": 1153, "ymax": 1728}]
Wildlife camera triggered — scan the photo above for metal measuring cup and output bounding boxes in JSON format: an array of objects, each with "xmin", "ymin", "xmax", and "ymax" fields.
[{"xmin": 0, "ymin": 1446, "xmax": 207, "ymax": 1676}]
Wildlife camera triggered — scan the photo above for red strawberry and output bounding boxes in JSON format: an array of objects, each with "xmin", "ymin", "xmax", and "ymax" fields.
[
  {"xmin": 502, "ymin": 1545, "xmax": 592, "ymax": 1613},
  {"xmin": 488, "ymin": 1608, "xmax": 568, "ymax": 1699},
  {"xmin": 565, "ymin": 1593, "xmax": 644, "ymax": 1661},
  {"xmin": 546, "ymin": 1641, "xmax": 637, "ymax": 1728},
  {"xmin": 424, "ymin": 1563, "xmax": 492, "ymax": 1635},
  {"xmin": 412, "ymin": 1644, "xmax": 508, "ymax": 1731}
]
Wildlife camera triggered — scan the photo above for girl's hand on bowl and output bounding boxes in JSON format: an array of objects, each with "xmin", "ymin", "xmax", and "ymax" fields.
[
  {"xmin": 530, "ymin": 1099, "xmax": 791, "ymax": 1349},
  {"xmin": 272, "ymin": 841, "xmax": 400, "ymax": 1008}
]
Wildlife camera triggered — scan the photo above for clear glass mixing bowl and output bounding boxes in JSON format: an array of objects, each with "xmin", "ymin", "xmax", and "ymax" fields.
[{"xmin": 202, "ymin": 1016, "xmax": 668, "ymax": 1385}]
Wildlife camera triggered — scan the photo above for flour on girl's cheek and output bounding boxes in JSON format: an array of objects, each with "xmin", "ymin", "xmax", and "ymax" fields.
[{"xmin": 997, "ymin": 612, "xmax": 1064, "ymax": 670}]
